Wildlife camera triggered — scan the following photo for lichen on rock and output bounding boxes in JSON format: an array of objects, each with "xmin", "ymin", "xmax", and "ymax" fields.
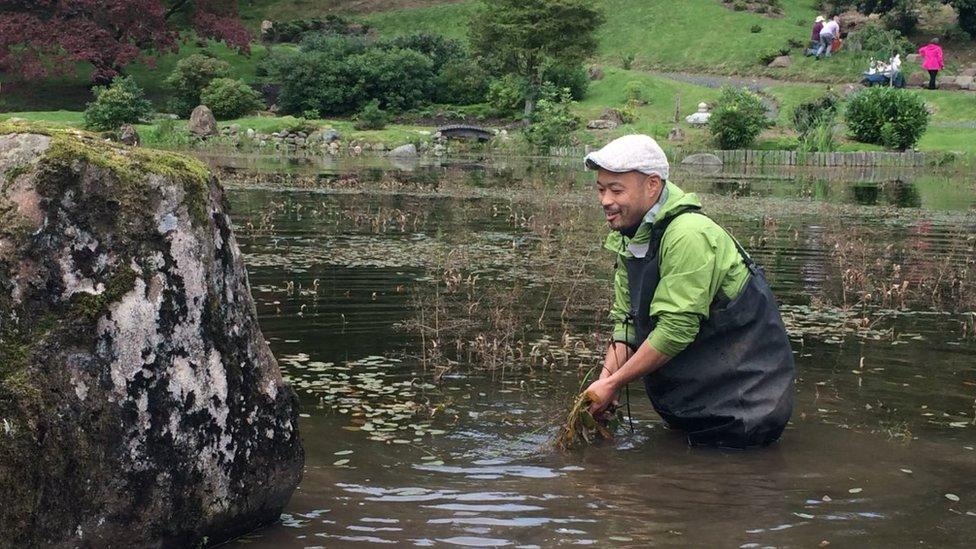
[{"xmin": 0, "ymin": 122, "xmax": 304, "ymax": 547}]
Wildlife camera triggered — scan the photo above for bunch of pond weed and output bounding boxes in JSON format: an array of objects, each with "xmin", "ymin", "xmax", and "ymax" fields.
[{"xmin": 554, "ymin": 391, "xmax": 625, "ymax": 450}]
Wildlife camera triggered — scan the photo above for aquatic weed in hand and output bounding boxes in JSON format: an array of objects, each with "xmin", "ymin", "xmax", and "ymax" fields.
[{"xmin": 554, "ymin": 391, "xmax": 625, "ymax": 450}]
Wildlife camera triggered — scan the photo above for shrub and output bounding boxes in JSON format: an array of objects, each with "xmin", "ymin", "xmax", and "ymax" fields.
[
  {"xmin": 845, "ymin": 87, "xmax": 930, "ymax": 150},
  {"xmin": 267, "ymin": 15, "xmax": 365, "ymax": 43},
  {"xmin": 957, "ymin": 0, "xmax": 976, "ymax": 38},
  {"xmin": 541, "ymin": 62, "xmax": 589, "ymax": 101},
  {"xmin": 708, "ymin": 86, "xmax": 770, "ymax": 150},
  {"xmin": 750, "ymin": 24, "xmax": 763, "ymax": 33},
  {"xmin": 263, "ymin": 49, "xmax": 362, "ymax": 115},
  {"xmin": 758, "ymin": 49, "xmax": 781, "ymax": 65},
  {"xmin": 733, "ymin": 1, "xmax": 747, "ymax": 11},
  {"xmin": 523, "ymin": 86, "xmax": 579, "ymax": 150},
  {"xmin": 351, "ymin": 48, "xmax": 435, "ymax": 112},
  {"xmin": 618, "ymin": 104, "xmax": 637, "ymax": 124},
  {"xmin": 846, "ymin": 25, "xmax": 914, "ymax": 57},
  {"xmin": 881, "ymin": 0, "xmax": 920, "ymax": 35},
  {"xmin": 165, "ymin": 54, "xmax": 230, "ymax": 118},
  {"xmin": 200, "ymin": 78, "xmax": 265, "ymax": 120},
  {"xmin": 382, "ymin": 33, "xmax": 465, "ymax": 72},
  {"xmin": 621, "ymin": 53, "xmax": 635, "ymax": 70},
  {"xmin": 302, "ymin": 108, "xmax": 321, "ymax": 120},
  {"xmin": 299, "ymin": 32, "xmax": 369, "ymax": 56},
  {"xmin": 624, "ymin": 80, "xmax": 646, "ymax": 105},
  {"xmin": 486, "ymin": 75, "xmax": 525, "ymax": 116},
  {"xmin": 84, "ymin": 76, "xmax": 153, "ymax": 131},
  {"xmin": 266, "ymin": 32, "xmax": 481, "ymax": 115},
  {"xmin": 434, "ymin": 57, "xmax": 489, "ymax": 105},
  {"xmin": 354, "ymin": 99, "xmax": 389, "ymax": 130},
  {"xmin": 793, "ymin": 94, "xmax": 840, "ymax": 135}
]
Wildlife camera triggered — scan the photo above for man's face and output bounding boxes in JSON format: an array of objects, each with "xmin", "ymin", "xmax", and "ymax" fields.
[{"xmin": 596, "ymin": 169, "xmax": 662, "ymax": 231}]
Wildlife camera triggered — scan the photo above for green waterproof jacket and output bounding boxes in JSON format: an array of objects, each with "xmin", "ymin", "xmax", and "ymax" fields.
[{"xmin": 606, "ymin": 181, "xmax": 750, "ymax": 357}]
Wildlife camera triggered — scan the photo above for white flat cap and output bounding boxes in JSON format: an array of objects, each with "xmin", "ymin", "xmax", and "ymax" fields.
[{"xmin": 584, "ymin": 134, "xmax": 670, "ymax": 180}]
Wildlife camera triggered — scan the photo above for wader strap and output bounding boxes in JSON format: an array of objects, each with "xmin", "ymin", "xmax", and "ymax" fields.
[{"xmin": 684, "ymin": 211, "xmax": 760, "ymax": 276}]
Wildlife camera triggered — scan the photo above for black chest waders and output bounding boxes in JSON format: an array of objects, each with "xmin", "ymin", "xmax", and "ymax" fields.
[{"xmin": 624, "ymin": 206, "xmax": 795, "ymax": 448}]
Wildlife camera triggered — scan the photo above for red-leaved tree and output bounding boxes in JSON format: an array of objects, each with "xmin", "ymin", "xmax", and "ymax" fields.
[{"xmin": 0, "ymin": 0, "xmax": 250, "ymax": 83}]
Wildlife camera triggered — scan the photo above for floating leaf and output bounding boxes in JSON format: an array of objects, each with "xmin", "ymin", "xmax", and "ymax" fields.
[
  {"xmin": 333, "ymin": 459, "xmax": 350, "ymax": 466},
  {"xmin": 945, "ymin": 493, "xmax": 960, "ymax": 502}
]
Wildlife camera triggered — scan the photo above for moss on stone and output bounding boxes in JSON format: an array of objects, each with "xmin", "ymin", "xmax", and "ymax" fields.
[
  {"xmin": 3, "ymin": 163, "xmax": 30, "ymax": 185},
  {"xmin": 1, "ymin": 121, "xmax": 214, "ymax": 228},
  {"xmin": 69, "ymin": 268, "xmax": 139, "ymax": 323}
]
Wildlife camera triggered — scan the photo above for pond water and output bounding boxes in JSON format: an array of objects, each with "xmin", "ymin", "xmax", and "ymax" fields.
[{"xmin": 213, "ymin": 154, "xmax": 976, "ymax": 548}]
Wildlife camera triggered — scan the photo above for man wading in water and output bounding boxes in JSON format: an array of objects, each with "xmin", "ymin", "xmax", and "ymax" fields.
[{"xmin": 582, "ymin": 135, "xmax": 795, "ymax": 448}]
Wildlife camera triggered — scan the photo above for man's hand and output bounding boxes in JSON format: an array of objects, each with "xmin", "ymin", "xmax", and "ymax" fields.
[{"xmin": 585, "ymin": 377, "xmax": 620, "ymax": 416}]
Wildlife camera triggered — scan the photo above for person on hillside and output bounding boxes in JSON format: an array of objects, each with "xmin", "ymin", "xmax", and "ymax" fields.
[
  {"xmin": 809, "ymin": 15, "xmax": 825, "ymax": 55},
  {"xmin": 816, "ymin": 15, "xmax": 841, "ymax": 60},
  {"xmin": 918, "ymin": 38, "xmax": 944, "ymax": 90},
  {"xmin": 581, "ymin": 135, "xmax": 795, "ymax": 448}
]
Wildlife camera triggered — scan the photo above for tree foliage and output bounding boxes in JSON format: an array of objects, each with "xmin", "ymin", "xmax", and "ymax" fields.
[
  {"xmin": 0, "ymin": 0, "xmax": 250, "ymax": 83},
  {"xmin": 468, "ymin": 0, "xmax": 604, "ymax": 115},
  {"xmin": 165, "ymin": 53, "xmax": 231, "ymax": 118},
  {"xmin": 953, "ymin": 0, "xmax": 976, "ymax": 37},
  {"xmin": 264, "ymin": 33, "xmax": 485, "ymax": 116}
]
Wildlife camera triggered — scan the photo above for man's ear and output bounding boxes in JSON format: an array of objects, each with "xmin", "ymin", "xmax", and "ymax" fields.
[{"xmin": 645, "ymin": 173, "xmax": 662, "ymax": 191}]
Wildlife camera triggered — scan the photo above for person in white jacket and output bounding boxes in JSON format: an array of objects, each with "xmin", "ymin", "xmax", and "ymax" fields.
[{"xmin": 816, "ymin": 16, "xmax": 841, "ymax": 59}]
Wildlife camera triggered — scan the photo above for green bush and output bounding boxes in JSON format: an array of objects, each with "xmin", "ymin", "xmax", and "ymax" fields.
[
  {"xmin": 434, "ymin": 57, "xmax": 489, "ymax": 105},
  {"xmin": 165, "ymin": 54, "xmax": 230, "ymax": 118},
  {"xmin": 266, "ymin": 15, "xmax": 364, "ymax": 43},
  {"xmin": 793, "ymin": 94, "xmax": 840, "ymax": 135},
  {"xmin": 624, "ymin": 80, "xmax": 646, "ymax": 105},
  {"xmin": 708, "ymin": 86, "xmax": 770, "ymax": 150},
  {"xmin": 354, "ymin": 100, "xmax": 389, "ymax": 130},
  {"xmin": 846, "ymin": 25, "xmax": 914, "ymax": 57},
  {"xmin": 263, "ymin": 49, "xmax": 361, "ymax": 115},
  {"xmin": 352, "ymin": 48, "xmax": 435, "ymax": 112},
  {"xmin": 200, "ymin": 78, "xmax": 265, "ymax": 120},
  {"xmin": 523, "ymin": 86, "xmax": 580, "ymax": 150},
  {"xmin": 958, "ymin": 0, "xmax": 976, "ymax": 38},
  {"xmin": 382, "ymin": 33, "xmax": 465, "ymax": 72},
  {"xmin": 83, "ymin": 76, "xmax": 153, "ymax": 131},
  {"xmin": 486, "ymin": 74, "xmax": 525, "ymax": 116},
  {"xmin": 540, "ymin": 62, "xmax": 589, "ymax": 101},
  {"xmin": 845, "ymin": 87, "xmax": 930, "ymax": 150},
  {"xmin": 881, "ymin": 0, "xmax": 920, "ymax": 35},
  {"xmin": 751, "ymin": 25, "xmax": 763, "ymax": 33},
  {"xmin": 621, "ymin": 53, "xmax": 635, "ymax": 70}
]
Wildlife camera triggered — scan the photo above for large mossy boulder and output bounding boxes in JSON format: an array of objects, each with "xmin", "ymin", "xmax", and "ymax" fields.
[{"xmin": 0, "ymin": 123, "xmax": 304, "ymax": 547}]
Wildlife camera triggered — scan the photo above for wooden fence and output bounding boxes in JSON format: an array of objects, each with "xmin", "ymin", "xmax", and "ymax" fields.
[{"xmin": 548, "ymin": 146, "xmax": 928, "ymax": 168}]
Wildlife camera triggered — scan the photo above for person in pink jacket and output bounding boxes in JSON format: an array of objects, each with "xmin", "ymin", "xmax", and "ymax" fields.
[{"xmin": 918, "ymin": 38, "xmax": 944, "ymax": 90}]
